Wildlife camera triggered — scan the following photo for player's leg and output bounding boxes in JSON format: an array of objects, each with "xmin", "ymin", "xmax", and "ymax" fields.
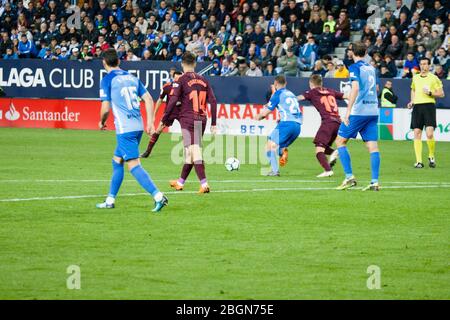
[
  {"xmin": 335, "ymin": 117, "xmax": 359, "ymax": 190},
  {"xmin": 411, "ymin": 106, "xmax": 424, "ymax": 168},
  {"xmin": 360, "ymin": 116, "xmax": 381, "ymax": 191},
  {"xmin": 413, "ymin": 128, "xmax": 424, "ymax": 168},
  {"xmin": 170, "ymin": 126, "xmax": 195, "ymax": 191},
  {"xmin": 327, "ymin": 122, "xmax": 340, "ymax": 167},
  {"xmin": 127, "ymin": 158, "xmax": 168, "ymax": 212},
  {"xmin": 425, "ymin": 126, "xmax": 436, "ymax": 168},
  {"xmin": 315, "ymin": 146, "xmax": 334, "ymax": 177},
  {"xmin": 266, "ymin": 124, "xmax": 282, "ymax": 175},
  {"xmin": 266, "ymin": 140, "xmax": 280, "ymax": 176},
  {"xmin": 192, "ymin": 119, "xmax": 210, "ymax": 193},
  {"xmin": 361, "ymin": 141, "xmax": 381, "ymax": 191},
  {"xmin": 424, "ymin": 105, "xmax": 437, "ymax": 168},
  {"xmin": 314, "ymin": 123, "xmax": 334, "ymax": 177},
  {"xmin": 335, "ymin": 135, "xmax": 356, "ymax": 189},
  {"xmin": 125, "ymin": 131, "xmax": 167, "ymax": 212},
  {"xmin": 140, "ymin": 122, "xmax": 166, "ymax": 158},
  {"xmin": 96, "ymin": 155, "xmax": 124, "ymax": 209}
]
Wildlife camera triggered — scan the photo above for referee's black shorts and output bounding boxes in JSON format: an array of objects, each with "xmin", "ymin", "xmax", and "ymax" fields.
[{"xmin": 411, "ymin": 103, "xmax": 437, "ymax": 129}]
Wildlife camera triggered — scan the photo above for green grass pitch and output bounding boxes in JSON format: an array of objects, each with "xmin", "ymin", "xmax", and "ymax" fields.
[{"xmin": 0, "ymin": 127, "xmax": 449, "ymax": 299}]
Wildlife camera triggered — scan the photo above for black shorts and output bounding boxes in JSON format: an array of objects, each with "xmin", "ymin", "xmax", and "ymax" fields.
[
  {"xmin": 313, "ymin": 121, "xmax": 340, "ymax": 148},
  {"xmin": 411, "ymin": 103, "xmax": 436, "ymax": 129}
]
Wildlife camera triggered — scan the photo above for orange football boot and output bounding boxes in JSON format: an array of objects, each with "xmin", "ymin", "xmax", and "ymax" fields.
[
  {"xmin": 279, "ymin": 148, "xmax": 289, "ymax": 167},
  {"xmin": 169, "ymin": 180, "xmax": 184, "ymax": 191},
  {"xmin": 198, "ymin": 185, "xmax": 210, "ymax": 194}
]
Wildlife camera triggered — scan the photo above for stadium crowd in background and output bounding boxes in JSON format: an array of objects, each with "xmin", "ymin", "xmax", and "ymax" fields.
[{"xmin": 0, "ymin": 0, "xmax": 449, "ymax": 79}]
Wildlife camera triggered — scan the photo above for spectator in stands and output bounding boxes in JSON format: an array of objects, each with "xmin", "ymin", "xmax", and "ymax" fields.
[
  {"xmin": 362, "ymin": 25, "xmax": 376, "ymax": 44},
  {"xmin": 69, "ymin": 47, "xmax": 80, "ymax": 61},
  {"xmin": 370, "ymin": 35, "xmax": 387, "ymax": 57},
  {"xmin": 428, "ymin": 30, "xmax": 443, "ymax": 53},
  {"xmin": 323, "ymin": 61, "xmax": 335, "ymax": 78},
  {"xmin": 385, "ymin": 35, "xmax": 403, "ymax": 60},
  {"xmin": 384, "ymin": 54, "xmax": 398, "ymax": 77},
  {"xmin": 434, "ymin": 63, "xmax": 446, "ymax": 79},
  {"xmin": 376, "ymin": 24, "xmax": 390, "ymax": 45},
  {"xmin": 3, "ymin": 46, "xmax": 18, "ymax": 60},
  {"xmin": 276, "ymin": 48, "xmax": 298, "ymax": 76},
  {"xmin": 246, "ymin": 60, "xmax": 263, "ymax": 77},
  {"xmin": 263, "ymin": 61, "xmax": 276, "ymax": 76},
  {"xmin": 317, "ymin": 25, "xmax": 334, "ymax": 57},
  {"xmin": 80, "ymin": 45, "xmax": 93, "ymax": 61},
  {"xmin": 381, "ymin": 10, "xmax": 397, "ymax": 28},
  {"xmin": 59, "ymin": 47, "xmax": 70, "ymax": 60},
  {"xmin": 268, "ymin": 11, "xmax": 283, "ymax": 33},
  {"xmin": 333, "ymin": 11, "xmax": 350, "ymax": 46},
  {"xmin": 429, "ymin": 1, "xmax": 446, "ymax": 24},
  {"xmin": 434, "ymin": 47, "xmax": 449, "ymax": 73},
  {"xmin": 298, "ymin": 36, "xmax": 317, "ymax": 71},
  {"xmin": 225, "ymin": 60, "xmax": 239, "ymax": 77},
  {"xmin": 380, "ymin": 63, "xmax": 394, "ymax": 78},
  {"xmin": 237, "ymin": 59, "xmax": 249, "ymax": 76},
  {"xmin": 343, "ymin": 44, "xmax": 354, "ymax": 68},
  {"xmin": 334, "ymin": 60, "xmax": 349, "ymax": 78},
  {"xmin": 17, "ymin": 33, "xmax": 34, "ymax": 58},
  {"xmin": 308, "ymin": 59, "xmax": 323, "ymax": 76},
  {"xmin": 393, "ymin": 0, "xmax": 411, "ymax": 20},
  {"xmin": 271, "ymin": 36, "xmax": 284, "ymax": 60},
  {"xmin": 402, "ymin": 36, "xmax": 417, "ymax": 60},
  {"xmin": 323, "ymin": 14, "xmax": 336, "ymax": 33},
  {"xmin": 308, "ymin": 12, "xmax": 324, "ymax": 36},
  {"xmin": 402, "ymin": 52, "xmax": 420, "ymax": 78}
]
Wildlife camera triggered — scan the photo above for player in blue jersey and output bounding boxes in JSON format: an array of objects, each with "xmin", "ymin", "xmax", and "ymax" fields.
[
  {"xmin": 96, "ymin": 49, "xmax": 168, "ymax": 212},
  {"xmin": 335, "ymin": 41, "xmax": 381, "ymax": 191},
  {"xmin": 255, "ymin": 75, "xmax": 302, "ymax": 176}
]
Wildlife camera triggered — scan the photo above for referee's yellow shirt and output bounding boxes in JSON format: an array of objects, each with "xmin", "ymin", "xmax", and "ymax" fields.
[{"xmin": 411, "ymin": 73, "xmax": 443, "ymax": 104}]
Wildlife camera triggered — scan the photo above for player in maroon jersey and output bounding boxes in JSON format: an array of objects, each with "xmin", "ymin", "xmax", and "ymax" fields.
[
  {"xmin": 140, "ymin": 71, "xmax": 182, "ymax": 158},
  {"xmin": 298, "ymin": 74, "xmax": 348, "ymax": 178},
  {"xmin": 161, "ymin": 52, "xmax": 217, "ymax": 193}
]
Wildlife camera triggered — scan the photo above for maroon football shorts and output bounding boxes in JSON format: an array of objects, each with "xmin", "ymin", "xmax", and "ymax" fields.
[
  {"xmin": 180, "ymin": 116, "xmax": 207, "ymax": 147},
  {"xmin": 313, "ymin": 121, "xmax": 341, "ymax": 148}
]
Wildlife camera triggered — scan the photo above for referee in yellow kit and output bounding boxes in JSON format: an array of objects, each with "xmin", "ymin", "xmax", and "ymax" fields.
[{"xmin": 407, "ymin": 57, "xmax": 445, "ymax": 168}]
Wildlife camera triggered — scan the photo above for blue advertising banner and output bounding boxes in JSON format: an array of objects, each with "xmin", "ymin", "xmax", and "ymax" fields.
[{"xmin": 0, "ymin": 60, "xmax": 449, "ymax": 108}]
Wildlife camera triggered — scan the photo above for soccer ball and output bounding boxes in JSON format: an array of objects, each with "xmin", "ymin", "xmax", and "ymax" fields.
[{"xmin": 225, "ymin": 157, "xmax": 240, "ymax": 171}]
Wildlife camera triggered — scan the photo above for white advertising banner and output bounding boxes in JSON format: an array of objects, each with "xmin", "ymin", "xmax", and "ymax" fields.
[{"xmin": 169, "ymin": 104, "xmax": 450, "ymax": 141}]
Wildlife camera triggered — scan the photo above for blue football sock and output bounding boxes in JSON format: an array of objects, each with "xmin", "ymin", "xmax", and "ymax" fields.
[
  {"xmin": 370, "ymin": 152, "xmax": 380, "ymax": 183},
  {"xmin": 338, "ymin": 146, "xmax": 353, "ymax": 179},
  {"xmin": 266, "ymin": 150, "xmax": 279, "ymax": 172},
  {"xmin": 108, "ymin": 159, "xmax": 124, "ymax": 198},
  {"xmin": 130, "ymin": 165, "xmax": 160, "ymax": 199}
]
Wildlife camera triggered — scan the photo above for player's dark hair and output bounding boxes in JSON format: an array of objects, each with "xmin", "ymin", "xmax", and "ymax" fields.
[
  {"xmin": 182, "ymin": 52, "xmax": 196, "ymax": 66},
  {"xmin": 103, "ymin": 48, "xmax": 119, "ymax": 67},
  {"xmin": 352, "ymin": 41, "xmax": 367, "ymax": 58},
  {"xmin": 419, "ymin": 57, "xmax": 431, "ymax": 65},
  {"xmin": 173, "ymin": 71, "xmax": 183, "ymax": 76},
  {"xmin": 309, "ymin": 74, "xmax": 323, "ymax": 86},
  {"xmin": 274, "ymin": 75, "xmax": 286, "ymax": 86}
]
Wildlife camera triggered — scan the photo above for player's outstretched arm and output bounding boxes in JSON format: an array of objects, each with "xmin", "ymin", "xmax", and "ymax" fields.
[
  {"xmin": 297, "ymin": 95, "xmax": 306, "ymax": 101},
  {"xmin": 254, "ymin": 106, "xmax": 272, "ymax": 121},
  {"xmin": 153, "ymin": 98, "xmax": 163, "ymax": 117},
  {"xmin": 207, "ymin": 83, "xmax": 218, "ymax": 134},
  {"xmin": 141, "ymin": 92, "xmax": 155, "ymax": 135},
  {"xmin": 99, "ymin": 101, "xmax": 111, "ymax": 130},
  {"xmin": 407, "ymin": 89, "xmax": 415, "ymax": 108},
  {"xmin": 432, "ymin": 87, "xmax": 445, "ymax": 98},
  {"xmin": 344, "ymin": 80, "xmax": 359, "ymax": 125}
]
